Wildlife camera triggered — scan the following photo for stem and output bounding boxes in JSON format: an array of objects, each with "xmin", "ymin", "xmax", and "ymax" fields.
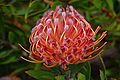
[
  {"xmin": 64, "ymin": 69, "xmax": 71, "ymax": 80},
  {"xmin": 62, "ymin": 67, "xmax": 72, "ymax": 80},
  {"xmin": 98, "ymin": 55, "xmax": 107, "ymax": 80}
]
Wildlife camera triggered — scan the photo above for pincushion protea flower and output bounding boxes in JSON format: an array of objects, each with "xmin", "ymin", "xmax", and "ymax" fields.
[{"xmin": 19, "ymin": 6, "xmax": 107, "ymax": 69}]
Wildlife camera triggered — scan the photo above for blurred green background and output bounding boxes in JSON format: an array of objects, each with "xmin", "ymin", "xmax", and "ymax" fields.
[{"xmin": 0, "ymin": 0, "xmax": 120, "ymax": 80}]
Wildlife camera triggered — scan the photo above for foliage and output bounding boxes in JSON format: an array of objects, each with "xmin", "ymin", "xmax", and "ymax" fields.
[{"xmin": 0, "ymin": 0, "xmax": 120, "ymax": 80}]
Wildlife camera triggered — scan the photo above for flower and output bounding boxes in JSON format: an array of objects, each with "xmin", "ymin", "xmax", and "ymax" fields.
[{"xmin": 19, "ymin": 6, "xmax": 107, "ymax": 69}]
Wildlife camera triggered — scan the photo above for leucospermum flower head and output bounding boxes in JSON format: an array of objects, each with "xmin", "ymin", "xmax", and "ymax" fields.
[{"xmin": 19, "ymin": 6, "xmax": 107, "ymax": 69}]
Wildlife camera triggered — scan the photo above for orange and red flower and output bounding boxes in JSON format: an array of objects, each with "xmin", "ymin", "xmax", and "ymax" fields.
[{"xmin": 19, "ymin": 6, "xmax": 107, "ymax": 69}]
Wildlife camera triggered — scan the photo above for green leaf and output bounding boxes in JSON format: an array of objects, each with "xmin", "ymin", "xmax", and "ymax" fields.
[
  {"xmin": 23, "ymin": 23, "xmax": 31, "ymax": 32},
  {"xmin": 93, "ymin": 0, "xmax": 102, "ymax": 10},
  {"xmin": 70, "ymin": 0, "xmax": 81, "ymax": 7},
  {"xmin": 34, "ymin": 64, "xmax": 42, "ymax": 70},
  {"xmin": 116, "ymin": 24, "xmax": 120, "ymax": 31},
  {"xmin": 70, "ymin": 63, "xmax": 84, "ymax": 78},
  {"xmin": 86, "ymin": 62, "xmax": 91, "ymax": 80},
  {"xmin": 79, "ymin": 62, "xmax": 91, "ymax": 80},
  {"xmin": 106, "ymin": 0, "xmax": 113, "ymax": 11},
  {"xmin": 28, "ymin": 4, "xmax": 49, "ymax": 18},
  {"xmin": 98, "ymin": 55, "xmax": 107, "ymax": 80},
  {"xmin": 100, "ymin": 70, "xmax": 105, "ymax": 80},
  {"xmin": 9, "ymin": 5, "xmax": 16, "ymax": 15},
  {"xmin": 77, "ymin": 73, "xmax": 86, "ymax": 80},
  {"xmin": 11, "ymin": 67, "xmax": 26, "ymax": 75},
  {"xmin": 55, "ymin": 75, "xmax": 64, "ymax": 80},
  {"xmin": 8, "ymin": 31, "xmax": 18, "ymax": 44},
  {"xmin": 16, "ymin": 8, "xmax": 28, "ymax": 15},
  {"xmin": 85, "ymin": 11, "xmax": 90, "ymax": 21},
  {"xmin": 25, "ymin": 0, "xmax": 37, "ymax": 19},
  {"xmin": 70, "ymin": 62, "xmax": 91, "ymax": 80},
  {"xmin": 52, "ymin": 1, "xmax": 62, "ymax": 10},
  {"xmin": 113, "ymin": 32, "xmax": 120, "ymax": 36},
  {"xmin": 26, "ymin": 70, "xmax": 54, "ymax": 80},
  {"xmin": 0, "ymin": 49, "xmax": 14, "ymax": 58},
  {"xmin": 2, "ymin": 6, "xmax": 11, "ymax": 15},
  {"xmin": 68, "ymin": 0, "xmax": 80, "ymax": 4},
  {"xmin": 1, "ymin": 56, "xmax": 18, "ymax": 64},
  {"xmin": 0, "ymin": 50, "xmax": 9, "ymax": 58},
  {"xmin": 105, "ymin": 69, "xmax": 112, "ymax": 77}
]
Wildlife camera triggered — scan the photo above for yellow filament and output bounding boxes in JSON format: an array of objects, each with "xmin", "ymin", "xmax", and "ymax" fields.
[
  {"xmin": 95, "ymin": 31, "xmax": 107, "ymax": 42},
  {"xmin": 54, "ymin": 25, "xmax": 57, "ymax": 35},
  {"xmin": 21, "ymin": 56, "xmax": 43, "ymax": 63},
  {"xmin": 43, "ymin": 62, "xmax": 58, "ymax": 68},
  {"xmin": 85, "ymin": 42, "xmax": 107, "ymax": 57},
  {"xmin": 95, "ymin": 26, "xmax": 101, "ymax": 34},
  {"xmin": 82, "ymin": 27, "xmax": 86, "ymax": 39},
  {"xmin": 32, "ymin": 43, "xmax": 35, "ymax": 51},
  {"xmin": 46, "ymin": 36, "xmax": 49, "ymax": 45},
  {"xmin": 60, "ymin": 31, "xmax": 66, "ymax": 41},
  {"xmin": 86, "ymin": 31, "xmax": 107, "ymax": 50},
  {"xmin": 85, "ymin": 49, "xmax": 104, "ymax": 61},
  {"xmin": 18, "ymin": 43, "xmax": 31, "ymax": 54},
  {"xmin": 59, "ymin": 17, "xmax": 68, "ymax": 42},
  {"xmin": 72, "ymin": 25, "xmax": 79, "ymax": 38},
  {"xmin": 82, "ymin": 19, "xmax": 95, "ymax": 35},
  {"xmin": 29, "ymin": 35, "xmax": 32, "ymax": 44},
  {"xmin": 76, "ymin": 59, "xmax": 87, "ymax": 64},
  {"xmin": 75, "ymin": 50, "xmax": 103, "ymax": 64},
  {"xmin": 73, "ymin": 17, "xmax": 87, "ymax": 39},
  {"xmin": 42, "ymin": 25, "xmax": 47, "ymax": 33}
]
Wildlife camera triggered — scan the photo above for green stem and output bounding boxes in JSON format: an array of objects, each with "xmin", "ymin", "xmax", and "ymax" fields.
[
  {"xmin": 99, "ymin": 55, "xmax": 107, "ymax": 80},
  {"xmin": 64, "ymin": 69, "xmax": 71, "ymax": 80}
]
